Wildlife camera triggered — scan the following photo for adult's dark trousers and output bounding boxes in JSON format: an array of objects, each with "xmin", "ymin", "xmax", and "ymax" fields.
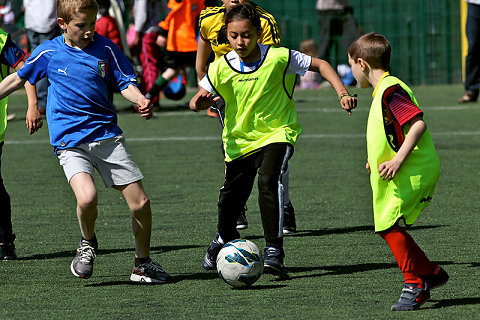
[
  {"xmin": 26, "ymin": 26, "xmax": 62, "ymax": 111},
  {"xmin": 0, "ymin": 142, "xmax": 13, "ymax": 242},
  {"xmin": 217, "ymin": 143, "xmax": 293, "ymax": 249},
  {"xmin": 465, "ymin": 3, "xmax": 480, "ymax": 96}
]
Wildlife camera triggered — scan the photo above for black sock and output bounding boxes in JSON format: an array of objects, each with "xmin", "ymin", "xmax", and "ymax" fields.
[
  {"xmin": 82, "ymin": 234, "xmax": 98, "ymax": 249},
  {"xmin": 135, "ymin": 257, "xmax": 150, "ymax": 266}
]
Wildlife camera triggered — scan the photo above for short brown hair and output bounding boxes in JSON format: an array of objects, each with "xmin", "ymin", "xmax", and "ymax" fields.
[
  {"xmin": 57, "ymin": 0, "xmax": 98, "ymax": 24},
  {"xmin": 348, "ymin": 32, "xmax": 391, "ymax": 70}
]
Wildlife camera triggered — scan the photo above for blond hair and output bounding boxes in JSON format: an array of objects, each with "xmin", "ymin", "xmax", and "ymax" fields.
[
  {"xmin": 348, "ymin": 32, "xmax": 391, "ymax": 70},
  {"xmin": 57, "ymin": 0, "xmax": 98, "ymax": 24}
]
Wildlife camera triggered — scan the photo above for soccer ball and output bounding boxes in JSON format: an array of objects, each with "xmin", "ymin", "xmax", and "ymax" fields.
[{"xmin": 216, "ymin": 239, "xmax": 264, "ymax": 288}]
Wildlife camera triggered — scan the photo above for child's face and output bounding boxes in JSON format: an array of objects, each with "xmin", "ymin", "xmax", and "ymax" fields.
[
  {"xmin": 227, "ymin": 19, "xmax": 260, "ymax": 63},
  {"xmin": 58, "ymin": 8, "xmax": 97, "ymax": 49},
  {"xmin": 222, "ymin": 0, "xmax": 250, "ymax": 12},
  {"xmin": 348, "ymin": 54, "xmax": 370, "ymax": 88}
]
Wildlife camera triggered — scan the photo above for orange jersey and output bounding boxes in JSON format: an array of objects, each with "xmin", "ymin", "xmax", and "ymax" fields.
[{"xmin": 159, "ymin": 0, "xmax": 205, "ymax": 52}]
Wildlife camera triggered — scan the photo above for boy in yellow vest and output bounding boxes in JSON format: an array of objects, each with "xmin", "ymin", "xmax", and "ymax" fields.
[
  {"xmin": 347, "ymin": 32, "xmax": 448, "ymax": 311},
  {"xmin": 190, "ymin": 3, "xmax": 356, "ymax": 275}
]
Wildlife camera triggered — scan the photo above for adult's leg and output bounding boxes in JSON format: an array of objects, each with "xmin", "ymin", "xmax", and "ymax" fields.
[
  {"xmin": 26, "ymin": 27, "xmax": 61, "ymax": 111},
  {"xmin": 464, "ymin": 3, "xmax": 480, "ymax": 97}
]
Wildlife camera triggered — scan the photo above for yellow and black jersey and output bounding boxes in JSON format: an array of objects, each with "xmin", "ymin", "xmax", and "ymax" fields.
[{"xmin": 199, "ymin": 2, "xmax": 281, "ymax": 60}]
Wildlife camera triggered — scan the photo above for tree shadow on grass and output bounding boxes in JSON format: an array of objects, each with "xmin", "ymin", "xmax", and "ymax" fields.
[
  {"xmin": 242, "ymin": 224, "xmax": 446, "ymax": 241},
  {"xmin": 426, "ymin": 297, "xmax": 480, "ymax": 309},
  {"xmin": 17, "ymin": 244, "xmax": 202, "ymax": 261},
  {"xmin": 84, "ymin": 272, "xmax": 220, "ymax": 287},
  {"xmin": 290, "ymin": 224, "xmax": 446, "ymax": 238},
  {"xmin": 284, "ymin": 260, "xmax": 457, "ymax": 280}
]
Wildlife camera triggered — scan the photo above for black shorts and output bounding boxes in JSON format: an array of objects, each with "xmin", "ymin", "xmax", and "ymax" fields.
[{"xmin": 163, "ymin": 51, "xmax": 196, "ymax": 69}]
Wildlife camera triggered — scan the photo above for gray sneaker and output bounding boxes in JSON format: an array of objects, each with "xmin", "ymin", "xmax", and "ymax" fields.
[
  {"xmin": 70, "ymin": 240, "xmax": 96, "ymax": 279},
  {"xmin": 130, "ymin": 258, "xmax": 171, "ymax": 283},
  {"xmin": 391, "ymin": 283, "xmax": 430, "ymax": 311}
]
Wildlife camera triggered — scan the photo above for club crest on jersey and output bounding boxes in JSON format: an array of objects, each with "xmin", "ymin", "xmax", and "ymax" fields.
[{"xmin": 98, "ymin": 60, "xmax": 108, "ymax": 78}]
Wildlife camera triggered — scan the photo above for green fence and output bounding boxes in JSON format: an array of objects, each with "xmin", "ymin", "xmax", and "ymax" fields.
[{"xmin": 261, "ymin": 0, "xmax": 462, "ymax": 85}]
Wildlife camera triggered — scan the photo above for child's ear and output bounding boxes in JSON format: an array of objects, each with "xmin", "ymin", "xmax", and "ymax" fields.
[
  {"xmin": 57, "ymin": 17, "xmax": 68, "ymax": 31},
  {"xmin": 358, "ymin": 58, "xmax": 368, "ymax": 71}
]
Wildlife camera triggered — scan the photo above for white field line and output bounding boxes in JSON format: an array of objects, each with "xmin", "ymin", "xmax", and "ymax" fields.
[
  {"xmin": 138, "ymin": 104, "xmax": 473, "ymax": 117},
  {"xmin": 4, "ymin": 131, "xmax": 480, "ymax": 145},
  {"xmin": 4, "ymin": 104, "xmax": 478, "ymax": 145}
]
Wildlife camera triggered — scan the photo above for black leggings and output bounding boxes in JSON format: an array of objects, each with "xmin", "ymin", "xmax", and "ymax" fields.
[
  {"xmin": 0, "ymin": 142, "xmax": 12, "ymax": 242},
  {"xmin": 217, "ymin": 143, "xmax": 293, "ymax": 249}
]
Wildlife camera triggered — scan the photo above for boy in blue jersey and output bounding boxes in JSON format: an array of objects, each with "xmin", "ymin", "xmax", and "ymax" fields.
[
  {"xmin": 0, "ymin": 28, "xmax": 42, "ymax": 260},
  {"xmin": 0, "ymin": 0, "xmax": 171, "ymax": 283}
]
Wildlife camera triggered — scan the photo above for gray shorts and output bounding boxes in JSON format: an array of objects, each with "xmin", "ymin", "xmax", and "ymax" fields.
[{"xmin": 57, "ymin": 135, "xmax": 144, "ymax": 188}]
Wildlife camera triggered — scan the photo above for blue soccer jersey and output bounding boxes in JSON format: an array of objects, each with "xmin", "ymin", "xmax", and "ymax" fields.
[{"xmin": 17, "ymin": 33, "xmax": 138, "ymax": 152}]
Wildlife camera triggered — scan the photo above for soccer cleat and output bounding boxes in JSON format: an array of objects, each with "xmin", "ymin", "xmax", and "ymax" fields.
[
  {"xmin": 202, "ymin": 234, "xmax": 224, "ymax": 270},
  {"xmin": 391, "ymin": 283, "xmax": 430, "ymax": 311},
  {"xmin": 282, "ymin": 201, "xmax": 296, "ymax": 234},
  {"xmin": 70, "ymin": 240, "xmax": 97, "ymax": 279},
  {"xmin": 263, "ymin": 247, "xmax": 284, "ymax": 274},
  {"xmin": 423, "ymin": 265, "xmax": 449, "ymax": 290},
  {"xmin": 236, "ymin": 206, "xmax": 248, "ymax": 230},
  {"xmin": 130, "ymin": 258, "xmax": 171, "ymax": 284},
  {"xmin": 0, "ymin": 234, "xmax": 16, "ymax": 260}
]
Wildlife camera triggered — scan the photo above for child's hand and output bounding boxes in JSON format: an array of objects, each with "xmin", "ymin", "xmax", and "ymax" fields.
[
  {"xmin": 190, "ymin": 92, "xmax": 220, "ymax": 112},
  {"xmin": 378, "ymin": 159, "xmax": 401, "ymax": 180},
  {"xmin": 365, "ymin": 160, "xmax": 370, "ymax": 173},
  {"xmin": 136, "ymin": 97, "xmax": 153, "ymax": 119},
  {"xmin": 340, "ymin": 94, "xmax": 357, "ymax": 115},
  {"xmin": 156, "ymin": 35, "xmax": 167, "ymax": 48},
  {"xmin": 26, "ymin": 105, "xmax": 43, "ymax": 135}
]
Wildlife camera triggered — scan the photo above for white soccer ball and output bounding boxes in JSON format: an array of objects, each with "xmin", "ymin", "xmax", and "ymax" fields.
[{"xmin": 216, "ymin": 239, "xmax": 264, "ymax": 287}]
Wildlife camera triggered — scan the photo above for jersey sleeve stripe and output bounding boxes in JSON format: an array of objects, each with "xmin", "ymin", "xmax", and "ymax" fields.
[
  {"xmin": 105, "ymin": 45, "xmax": 136, "ymax": 82},
  {"xmin": 260, "ymin": 15, "xmax": 281, "ymax": 45},
  {"xmin": 199, "ymin": 7, "xmax": 225, "ymax": 23},
  {"xmin": 26, "ymin": 50, "xmax": 55, "ymax": 64}
]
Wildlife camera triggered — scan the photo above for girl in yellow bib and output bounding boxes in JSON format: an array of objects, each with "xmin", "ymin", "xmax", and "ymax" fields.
[
  {"xmin": 348, "ymin": 33, "xmax": 448, "ymax": 311},
  {"xmin": 190, "ymin": 3, "xmax": 356, "ymax": 275}
]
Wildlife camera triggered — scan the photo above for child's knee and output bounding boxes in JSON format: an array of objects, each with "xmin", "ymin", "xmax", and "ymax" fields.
[
  {"xmin": 131, "ymin": 195, "xmax": 151, "ymax": 215},
  {"xmin": 77, "ymin": 192, "xmax": 98, "ymax": 210}
]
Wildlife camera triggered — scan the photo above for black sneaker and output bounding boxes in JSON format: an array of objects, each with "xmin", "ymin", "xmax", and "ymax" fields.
[
  {"xmin": 0, "ymin": 234, "xmax": 16, "ymax": 260},
  {"xmin": 130, "ymin": 258, "xmax": 171, "ymax": 284},
  {"xmin": 263, "ymin": 247, "xmax": 284, "ymax": 274},
  {"xmin": 236, "ymin": 206, "xmax": 248, "ymax": 230},
  {"xmin": 70, "ymin": 240, "xmax": 97, "ymax": 279},
  {"xmin": 202, "ymin": 234, "xmax": 224, "ymax": 270},
  {"xmin": 283, "ymin": 201, "xmax": 296, "ymax": 234},
  {"xmin": 391, "ymin": 283, "xmax": 430, "ymax": 311},
  {"xmin": 423, "ymin": 265, "xmax": 449, "ymax": 290}
]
